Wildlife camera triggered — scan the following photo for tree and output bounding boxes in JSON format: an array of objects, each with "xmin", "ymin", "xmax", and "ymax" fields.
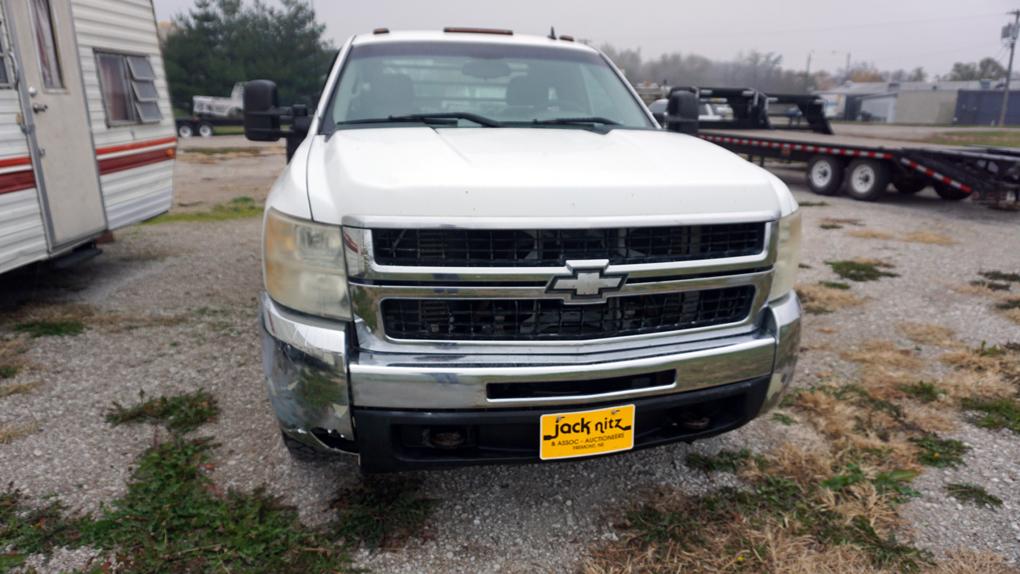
[
  {"xmin": 162, "ymin": 0, "xmax": 334, "ymax": 112},
  {"xmin": 947, "ymin": 57, "xmax": 1005, "ymax": 81}
]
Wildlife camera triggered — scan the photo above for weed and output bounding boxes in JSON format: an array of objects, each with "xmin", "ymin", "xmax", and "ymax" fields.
[
  {"xmin": 181, "ymin": 146, "xmax": 262, "ymax": 156},
  {"xmin": 145, "ymin": 196, "xmax": 262, "ymax": 224},
  {"xmin": 980, "ymin": 270, "xmax": 1020, "ymax": 283},
  {"xmin": 82, "ymin": 437, "xmax": 350, "ymax": 572},
  {"xmin": 0, "ymin": 487, "xmax": 87, "ymax": 570},
  {"xmin": 961, "ymin": 396, "xmax": 1020, "ymax": 434},
  {"xmin": 13, "ymin": 320, "xmax": 84, "ymax": 338},
  {"xmin": 332, "ymin": 477, "xmax": 436, "ymax": 549},
  {"xmin": 798, "ymin": 200, "xmax": 829, "ymax": 207},
  {"xmin": 0, "ymin": 365, "xmax": 17, "ymax": 379},
  {"xmin": 969, "ymin": 279, "xmax": 1011, "ymax": 291},
  {"xmin": 799, "ymin": 263, "xmax": 812, "ymax": 269},
  {"xmin": 945, "ymin": 483, "xmax": 1003, "ymax": 509},
  {"xmin": 820, "ymin": 223, "xmax": 843, "ymax": 230},
  {"xmin": 106, "ymin": 390, "xmax": 219, "ymax": 434},
  {"xmin": 873, "ymin": 470, "xmax": 920, "ymax": 502},
  {"xmin": 995, "ymin": 298, "xmax": 1020, "ymax": 310},
  {"xmin": 898, "ymin": 381, "xmax": 943, "ymax": 403},
  {"xmin": 686, "ymin": 449, "xmax": 752, "ymax": 473},
  {"xmin": 827, "ymin": 259, "xmax": 898, "ymax": 282},
  {"xmin": 771, "ymin": 412, "xmax": 796, "ymax": 425},
  {"xmin": 822, "ymin": 217, "xmax": 864, "ymax": 227},
  {"xmin": 820, "ymin": 280, "xmax": 851, "ymax": 290},
  {"xmin": 911, "ymin": 435, "xmax": 969, "ymax": 468}
]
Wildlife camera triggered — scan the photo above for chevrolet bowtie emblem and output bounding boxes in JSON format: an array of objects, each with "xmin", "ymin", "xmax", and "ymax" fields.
[{"xmin": 546, "ymin": 260, "xmax": 627, "ymax": 304}]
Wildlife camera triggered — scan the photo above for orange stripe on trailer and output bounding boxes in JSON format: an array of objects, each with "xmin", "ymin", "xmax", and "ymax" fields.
[
  {"xmin": 95, "ymin": 136, "xmax": 177, "ymax": 157},
  {"xmin": 98, "ymin": 147, "xmax": 176, "ymax": 175}
]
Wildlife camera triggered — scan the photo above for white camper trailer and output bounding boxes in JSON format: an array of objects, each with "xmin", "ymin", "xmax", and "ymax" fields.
[{"xmin": 0, "ymin": 0, "xmax": 175, "ymax": 275}]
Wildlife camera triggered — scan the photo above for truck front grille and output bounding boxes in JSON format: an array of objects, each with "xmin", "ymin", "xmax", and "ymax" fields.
[
  {"xmin": 380, "ymin": 286, "xmax": 755, "ymax": 341},
  {"xmin": 371, "ymin": 223, "xmax": 765, "ymax": 267}
]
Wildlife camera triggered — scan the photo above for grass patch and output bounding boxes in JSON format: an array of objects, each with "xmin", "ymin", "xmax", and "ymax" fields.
[
  {"xmin": 685, "ymin": 449, "xmax": 752, "ymax": 473},
  {"xmin": 771, "ymin": 412, "xmax": 796, "ymax": 425},
  {"xmin": 980, "ymin": 270, "xmax": 1020, "ymax": 283},
  {"xmin": 945, "ymin": 483, "xmax": 1003, "ymax": 509},
  {"xmin": 0, "ymin": 365, "xmax": 18, "ymax": 379},
  {"xmin": 995, "ymin": 298, "xmax": 1020, "ymax": 311},
  {"xmin": 911, "ymin": 435, "xmax": 969, "ymax": 468},
  {"xmin": 898, "ymin": 322, "xmax": 956, "ymax": 347},
  {"xmin": 0, "ymin": 422, "xmax": 40, "ymax": 444},
  {"xmin": 926, "ymin": 129, "xmax": 1020, "ymax": 148},
  {"xmin": 827, "ymin": 259, "xmax": 898, "ymax": 282},
  {"xmin": 798, "ymin": 200, "xmax": 829, "ymax": 207},
  {"xmin": 901, "ymin": 231, "xmax": 954, "ymax": 246},
  {"xmin": 106, "ymin": 389, "xmax": 219, "ymax": 434},
  {"xmin": 960, "ymin": 396, "xmax": 1020, "ymax": 434},
  {"xmin": 819, "ymin": 280, "xmax": 850, "ymax": 290},
  {"xmin": 820, "ymin": 223, "xmax": 843, "ymax": 230},
  {"xmin": 180, "ymin": 146, "xmax": 262, "ymax": 156},
  {"xmin": 848, "ymin": 229, "xmax": 895, "ymax": 240},
  {"xmin": 969, "ymin": 279, "xmax": 1011, "ymax": 291},
  {"xmin": 0, "ymin": 381, "xmax": 41, "ymax": 399},
  {"xmin": 591, "ymin": 453, "xmax": 930, "ymax": 573},
  {"xmin": 13, "ymin": 320, "xmax": 84, "ymax": 338},
  {"xmin": 145, "ymin": 197, "xmax": 262, "ymax": 225},
  {"xmin": 0, "ymin": 487, "xmax": 87, "ymax": 571},
  {"xmin": 898, "ymin": 381, "xmax": 943, "ymax": 403},
  {"xmin": 331, "ymin": 477, "xmax": 436, "ymax": 549},
  {"xmin": 797, "ymin": 282, "xmax": 865, "ymax": 314}
]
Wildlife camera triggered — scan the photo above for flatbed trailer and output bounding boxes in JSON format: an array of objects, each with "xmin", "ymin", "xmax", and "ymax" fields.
[{"xmin": 671, "ymin": 87, "xmax": 1020, "ymax": 204}]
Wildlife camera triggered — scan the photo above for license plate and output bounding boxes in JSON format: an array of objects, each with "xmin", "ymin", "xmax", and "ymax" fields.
[{"xmin": 539, "ymin": 404, "xmax": 635, "ymax": 460}]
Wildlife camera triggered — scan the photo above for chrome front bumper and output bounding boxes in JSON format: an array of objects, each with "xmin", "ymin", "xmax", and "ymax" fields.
[{"xmin": 260, "ymin": 291, "xmax": 801, "ymax": 455}]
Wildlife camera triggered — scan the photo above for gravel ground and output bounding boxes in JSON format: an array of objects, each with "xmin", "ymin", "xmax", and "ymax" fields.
[{"xmin": 1, "ymin": 151, "xmax": 1019, "ymax": 573}]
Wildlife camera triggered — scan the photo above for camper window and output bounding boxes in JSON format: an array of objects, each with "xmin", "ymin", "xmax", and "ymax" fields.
[{"xmin": 96, "ymin": 52, "xmax": 162, "ymax": 125}]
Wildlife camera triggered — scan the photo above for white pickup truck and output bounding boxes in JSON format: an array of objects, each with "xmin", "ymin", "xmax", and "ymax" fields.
[{"xmin": 246, "ymin": 28, "xmax": 802, "ymax": 472}]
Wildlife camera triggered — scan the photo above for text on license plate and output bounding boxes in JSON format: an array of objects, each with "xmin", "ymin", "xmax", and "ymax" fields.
[{"xmin": 539, "ymin": 404, "xmax": 635, "ymax": 460}]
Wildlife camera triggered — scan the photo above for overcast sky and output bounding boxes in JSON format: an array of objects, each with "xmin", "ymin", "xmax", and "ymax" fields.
[{"xmin": 153, "ymin": 0, "xmax": 1018, "ymax": 77}]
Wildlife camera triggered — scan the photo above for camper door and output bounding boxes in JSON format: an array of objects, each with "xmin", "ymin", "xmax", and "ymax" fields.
[{"xmin": 6, "ymin": 0, "xmax": 105, "ymax": 250}]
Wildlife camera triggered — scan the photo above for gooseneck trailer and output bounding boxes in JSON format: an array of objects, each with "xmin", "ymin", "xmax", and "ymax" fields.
[{"xmin": 669, "ymin": 87, "xmax": 1020, "ymax": 204}]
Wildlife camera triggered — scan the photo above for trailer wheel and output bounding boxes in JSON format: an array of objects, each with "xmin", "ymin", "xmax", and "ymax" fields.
[
  {"xmin": 892, "ymin": 174, "xmax": 927, "ymax": 194},
  {"xmin": 933, "ymin": 182, "xmax": 970, "ymax": 201},
  {"xmin": 844, "ymin": 159, "xmax": 890, "ymax": 201},
  {"xmin": 806, "ymin": 155, "xmax": 844, "ymax": 196},
  {"xmin": 198, "ymin": 122, "xmax": 215, "ymax": 138},
  {"xmin": 177, "ymin": 123, "xmax": 194, "ymax": 138}
]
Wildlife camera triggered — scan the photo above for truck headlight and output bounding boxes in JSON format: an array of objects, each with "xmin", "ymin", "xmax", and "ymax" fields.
[
  {"xmin": 263, "ymin": 209, "xmax": 351, "ymax": 320},
  {"xmin": 768, "ymin": 209, "xmax": 802, "ymax": 301}
]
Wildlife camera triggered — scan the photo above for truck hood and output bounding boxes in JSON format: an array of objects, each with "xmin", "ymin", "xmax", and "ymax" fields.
[{"xmin": 304, "ymin": 127, "xmax": 787, "ymax": 225}]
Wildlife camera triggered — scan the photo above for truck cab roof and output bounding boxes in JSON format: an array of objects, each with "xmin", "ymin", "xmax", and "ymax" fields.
[{"xmin": 350, "ymin": 29, "xmax": 597, "ymax": 54}]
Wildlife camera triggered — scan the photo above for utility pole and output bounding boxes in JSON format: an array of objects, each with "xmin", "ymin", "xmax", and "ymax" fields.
[
  {"xmin": 998, "ymin": 10, "xmax": 1020, "ymax": 127},
  {"xmin": 805, "ymin": 51, "xmax": 813, "ymax": 91},
  {"xmin": 845, "ymin": 52, "xmax": 852, "ymax": 80}
]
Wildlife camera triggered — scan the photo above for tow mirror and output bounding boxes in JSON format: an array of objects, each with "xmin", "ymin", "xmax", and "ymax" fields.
[
  {"xmin": 666, "ymin": 91, "xmax": 699, "ymax": 135},
  {"xmin": 244, "ymin": 79, "xmax": 283, "ymax": 142}
]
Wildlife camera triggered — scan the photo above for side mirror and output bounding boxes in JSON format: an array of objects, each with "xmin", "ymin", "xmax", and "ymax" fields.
[
  {"xmin": 666, "ymin": 91, "xmax": 699, "ymax": 135},
  {"xmin": 244, "ymin": 79, "xmax": 282, "ymax": 142}
]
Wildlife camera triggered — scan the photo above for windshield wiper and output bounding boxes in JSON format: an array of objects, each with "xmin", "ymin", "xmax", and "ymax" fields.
[
  {"xmin": 338, "ymin": 112, "xmax": 503, "ymax": 127},
  {"xmin": 530, "ymin": 117, "xmax": 621, "ymax": 127}
]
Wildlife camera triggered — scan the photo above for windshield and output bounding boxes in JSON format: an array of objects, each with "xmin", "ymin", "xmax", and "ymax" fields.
[{"xmin": 327, "ymin": 41, "xmax": 653, "ymax": 129}]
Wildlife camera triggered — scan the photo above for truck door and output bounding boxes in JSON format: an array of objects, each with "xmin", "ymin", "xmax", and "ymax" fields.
[{"xmin": 6, "ymin": 0, "xmax": 105, "ymax": 250}]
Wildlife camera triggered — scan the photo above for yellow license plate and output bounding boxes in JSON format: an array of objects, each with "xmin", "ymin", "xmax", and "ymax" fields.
[{"xmin": 540, "ymin": 404, "xmax": 635, "ymax": 460}]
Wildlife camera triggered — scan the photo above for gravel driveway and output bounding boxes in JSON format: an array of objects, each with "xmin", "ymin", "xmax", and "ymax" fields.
[{"xmin": 1, "ymin": 148, "xmax": 1018, "ymax": 573}]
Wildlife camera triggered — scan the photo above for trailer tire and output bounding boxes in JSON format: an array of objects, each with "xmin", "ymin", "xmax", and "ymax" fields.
[
  {"xmin": 806, "ymin": 155, "xmax": 844, "ymax": 196},
  {"xmin": 845, "ymin": 159, "xmax": 890, "ymax": 201},
  {"xmin": 198, "ymin": 122, "xmax": 214, "ymax": 138},
  {"xmin": 892, "ymin": 174, "xmax": 927, "ymax": 194},
  {"xmin": 177, "ymin": 123, "xmax": 194, "ymax": 138},
  {"xmin": 933, "ymin": 182, "xmax": 970, "ymax": 201}
]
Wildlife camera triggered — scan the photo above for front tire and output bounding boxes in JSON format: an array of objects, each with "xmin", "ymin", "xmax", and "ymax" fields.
[
  {"xmin": 844, "ymin": 159, "xmax": 891, "ymax": 201},
  {"xmin": 806, "ymin": 155, "xmax": 844, "ymax": 196},
  {"xmin": 933, "ymin": 182, "xmax": 970, "ymax": 201}
]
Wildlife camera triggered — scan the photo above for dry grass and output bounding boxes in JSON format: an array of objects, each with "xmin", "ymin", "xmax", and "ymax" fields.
[
  {"xmin": 841, "ymin": 340, "xmax": 923, "ymax": 372},
  {"xmin": 3, "ymin": 302, "xmax": 187, "ymax": 335},
  {"xmin": 0, "ymin": 381, "xmax": 42, "ymax": 399},
  {"xmin": 929, "ymin": 550, "xmax": 1020, "ymax": 574},
  {"xmin": 847, "ymin": 229, "xmax": 896, "ymax": 240},
  {"xmin": 1002, "ymin": 306, "xmax": 1020, "ymax": 325},
  {"xmin": 0, "ymin": 421, "xmax": 40, "ymax": 444},
  {"xmin": 901, "ymin": 231, "xmax": 955, "ymax": 246},
  {"xmin": 797, "ymin": 283, "xmax": 866, "ymax": 314},
  {"xmin": 897, "ymin": 322, "xmax": 958, "ymax": 348}
]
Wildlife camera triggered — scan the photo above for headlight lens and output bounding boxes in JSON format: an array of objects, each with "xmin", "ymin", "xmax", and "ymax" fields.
[
  {"xmin": 264, "ymin": 209, "xmax": 351, "ymax": 320},
  {"xmin": 769, "ymin": 209, "xmax": 802, "ymax": 301}
]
